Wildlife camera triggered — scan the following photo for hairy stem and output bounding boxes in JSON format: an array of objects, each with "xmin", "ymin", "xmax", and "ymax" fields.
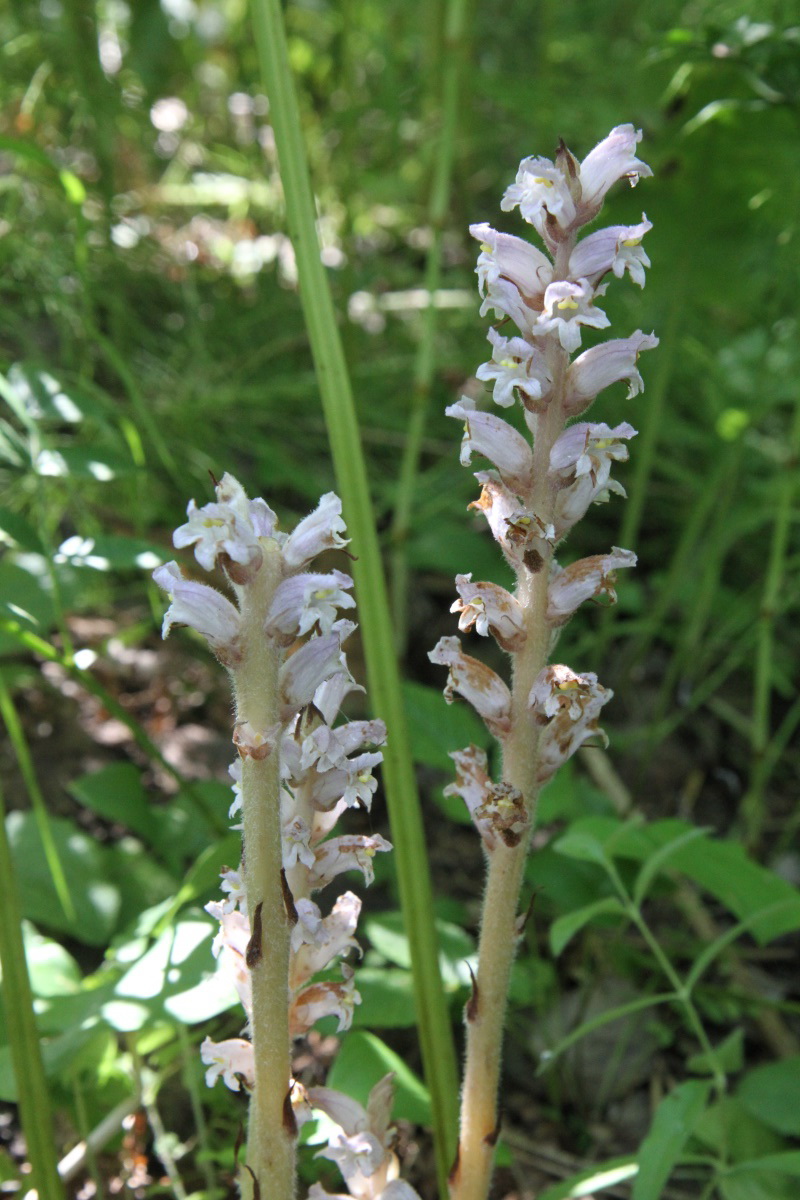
[
  {"xmin": 233, "ymin": 544, "xmax": 295, "ymax": 1200},
  {"xmin": 451, "ymin": 250, "xmax": 573, "ymax": 1200}
]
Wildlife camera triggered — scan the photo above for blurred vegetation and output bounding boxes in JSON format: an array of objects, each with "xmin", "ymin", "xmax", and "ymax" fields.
[{"xmin": 0, "ymin": 0, "xmax": 799, "ymax": 1197}]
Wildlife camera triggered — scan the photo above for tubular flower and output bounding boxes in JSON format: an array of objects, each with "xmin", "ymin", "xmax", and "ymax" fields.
[
  {"xmin": 428, "ymin": 636, "xmax": 513, "ymax": 738},
  {"xmin": 475, "ymin": 327, "xmax": 553, "ymax": 411},
  {"xmin": 155, "ymin": 473, "xmax": 418, "ymax": 1197},
  {"xmin": 451, "ymin": 574, "xmax": 526, "ymax": 651},
  {"xmin": 547, "ymin": 548, "xmax": 638, "ymax": 625},
  {"xmin": 433, "ymin": 126, "xmax": 655, "ymax": 1200}
]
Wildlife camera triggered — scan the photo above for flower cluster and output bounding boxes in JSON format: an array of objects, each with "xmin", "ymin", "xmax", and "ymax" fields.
[
  {"xmin": 431, "ymin": 124, "xmax": 656, "ymax": 839},
  {"xmin": 155, "ymin": 474, "xmax": 416, "ymax": 1200}
]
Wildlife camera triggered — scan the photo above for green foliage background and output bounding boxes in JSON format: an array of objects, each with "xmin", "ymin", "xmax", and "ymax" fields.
[{"xmin": 0, "ymin": 0, "xmax": 798, "ymax": 1197}]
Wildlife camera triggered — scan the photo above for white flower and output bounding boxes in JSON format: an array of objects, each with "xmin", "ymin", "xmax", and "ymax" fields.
[
  {"xmin": 475, "ymin": 327, "xmax": 552, "ymax": 410},
  {"xmin": 547, "ymin": 548, "xmax": 637, "ymax": 624},
  {"xmin": 266, "ymin": 569, "xmax": 356, "ymax": 641},
  {"xmin": 451, "ymin": 574, "xmax": 526, "ymax": 651},
  {"xmin": 534, "ymin": 279, "xmax": 610, "ymax": 353},
  {"xmin": 152, "ymin": 561, "xmax": 242, "ymax": 664},
  {"xmin": 290, "ymin": 965, "xmax": 360, "ymax": 1035},
  {"xmin": 549, "ymin": 422, "xmax": 637, "ymax": 536},
  {"xmin": 282, "ymin": 492, "xmax": 349, "ymax": 570},
  {"xmin": 428, "ymin": 635, "xmax": 512, "ymax": 738},
  {"xmin": 308, "ymin": 834, "xmax": 393, "ymax": 890},
  {"xmin": 469, "ymin": 221, "xmax": 553, "ymax": 301},
  {"xmin": 282, "ymin": 814, "xmax": 316, "ymax": 869},
  {"xmin": 173, "ymin": 478, "xmax": 263, "ymax": 581},
  {"xmin": 500, "ymin": 155, "xmax": 577, "ymax": 238},
  {"xmin": 201, "ymin": 1036, "xmax": 254, "ymax": 1092},
  {"xmin": 565, "ymin": 331, "xmax": 658, "ymax": 417},
  {"xmin": 445, "ymin": 398, "xmax": 534, "ymax": 496},
  {"xmin": 579, "ymin": 124, "xmax": 652, "ymax": 214},
  {"xmin": 569, "ymin": 217, "xmax": 653, "ymax": 288},
  {"xmin": 279, "ymin": 632, "xmax": 350, "ymax": 719}
]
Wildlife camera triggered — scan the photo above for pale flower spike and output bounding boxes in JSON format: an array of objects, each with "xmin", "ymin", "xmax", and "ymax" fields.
[
  {"xmin": 153, "ymin": 476, "xmax": 419, "ymax": 1200},
  {"xmin": 432, "ymin": 125, "xmax": 657, "ymax": 1200}
]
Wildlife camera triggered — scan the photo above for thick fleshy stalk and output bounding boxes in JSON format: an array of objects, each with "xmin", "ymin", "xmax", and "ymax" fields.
[
  {"xmin": 450, "ymin": 239, "xmax": 574, "ymax": 1200},
  {"xmin": 440, "ymin": 127, "xmax": 655, "ymax": 1200},
  {"xmin": 231, "ymin": 540, "xmax": 295, "ymax": 1199}
]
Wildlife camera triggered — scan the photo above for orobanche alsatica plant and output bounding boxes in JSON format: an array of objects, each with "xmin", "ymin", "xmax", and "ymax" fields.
[
  {"xmin": 154, "ymin": 478, "xmax": 421, "ymax": 1200},
  {"xmin": 430, "ymin": 125, "xmax": 657, "ymax": 1200}
]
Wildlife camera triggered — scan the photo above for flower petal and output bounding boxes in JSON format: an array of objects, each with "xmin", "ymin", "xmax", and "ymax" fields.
[
  {"xmin": 428, "ymin": 635, "xmax": 512, "ymax": 737},
  {"xmin": 445, "ymin": 399, "xmax": 534, "ymax": 496}
]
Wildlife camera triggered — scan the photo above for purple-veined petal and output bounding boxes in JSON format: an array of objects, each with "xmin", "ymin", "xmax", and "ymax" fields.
[{"xmin": 569, "ymin": 217, "xmax": 652, "ymax": 288}]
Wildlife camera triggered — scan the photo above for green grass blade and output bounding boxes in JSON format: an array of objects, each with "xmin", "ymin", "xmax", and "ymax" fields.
[
  {"xmin": 0, "ymin": 671, "xmax": 75, "ymax": 922},
  {"xmin": 247, "ymin": 1, "xmax": 460, "ymax": 1190},
  {"xmin": 0, "ymin": 775, "xmax": 66, "ymax": 1200}
]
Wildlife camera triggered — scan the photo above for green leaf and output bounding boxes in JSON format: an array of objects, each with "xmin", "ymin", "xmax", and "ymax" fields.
[
  {"xmin": 694, "ymin": 1097, "xmax": 785, "ymax": 1163},
  {"xmin": 726, "ymin": 1153, "xmax": 800, "ymax": 1178},
  {"xmin": 364, "ymin": 912, "xmax": 474, "ymax": 988},
  {"xmin": 351, "ymin": 968, "xmax": 417, "ymax": 1028},
  {"xmin": 6, "ymin": 812, "xmax": 120, "ymax": 945},
  {"xmin": 34, "ymin": 445, "xmax": 134, "ymax": 481},
  {"xmin": 633, "ymin": 825, "xmax": 709, "ymax": 905},
  {"xmin": 687, "ymin": 1028, "xmax": 744, "ymax": 1076},
  {"xmin": 54, "ymin": 535, "xmax": 165, "ymax": 573},
  {"xmin": 538, "ymin": 1157, "xmax": 638, "ymax": 1200},
  {"xmin": 549, "ymin": 897, "xmax": 626, "ymax": 956},
  {"xmin": 0, "ymin": 508, "xmax": 44, "ymax": 554},
  {"xmin": 403, "ymin": 681, "xmax": 490, "ymax": 773},
  {"xmin": 105, "ymin": 913, "xmax": 231, "ymax": 1032},
  {"xmin": 68, "ymin": 764, "xmax": 156, "ymax": 843},
  {"xmin": 327, "ymin": 1030, "xmax": 430, "ymax": 1126},
  {"xmin": 539, "ymin": 993, "xmax": 676, "ymax": 1075},
  {"xmin": 19, "ymin": 923, "xmax": 81, "ymax": 997},
  {"xmin": 632, "ymin": 1079, "xmax": 711, "ymax": 1200},
  {"xmin": 552, "ymin": 828, "xmax": 615, "ymax": 868},
  {"xmin": 0, "ymin": 563, "xmax": 55, "ymax": 642},
  {"xmin": 737, "ymin": 1057, "xmax": 800, "ymax": 1136}
]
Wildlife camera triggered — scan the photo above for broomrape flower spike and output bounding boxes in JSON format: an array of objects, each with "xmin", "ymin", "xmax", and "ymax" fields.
[
  {"xmin": 154, "ymin": 476, "xmax": 421, "ymax": 1200},
  {"xmin": 431, "ymin": 124, "xmax": 657, "ymax": 1200}
]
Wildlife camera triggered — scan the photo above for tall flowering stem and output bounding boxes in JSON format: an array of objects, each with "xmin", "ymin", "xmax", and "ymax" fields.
[
  {"xmin": 431, "ymin": 127, "xmax": 657, "ymax": 1200},
  {"xmin": 154, "ymin": 477, "xmax": 420, "ymax": 1200}
]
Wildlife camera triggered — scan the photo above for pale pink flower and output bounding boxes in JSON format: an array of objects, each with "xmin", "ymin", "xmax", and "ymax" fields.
[
  {"xmin": 153, "ymin": 561, "xmax": 242, "ymax": 665},
  {"xmin": 550, "ymin": 422, "xmax": 637, "ymax": 536},
  {"xmin": 469, "ymin": 222, "xmax": 553, "ymax": 301},
  {"xmin": 565, "ymin": 332, "xmax": 658, "ymax": 416},
  {"xmin": 500, "ymin": 155, "xmax": 578, "ymax": 238},
  {"xmin": 569, "ymin": 217, "xmax": 652, "ymax": 288},
  {"xmin": 173, "ymin": 494, "xmax": 262, "ymax": 580},
  {"xmin": 579, "ymin": 124, "xmax": 652, "ymax": 215},
  {"xmin": 282, "ymin": 492, "xmax": 349, "ymax": 569},
  {"xmin": 547, "ymin": 548, "xmax": 637, "ymax": 624},
  {"xmin": 266, "ymin": 569, "xmax": 356, "ymax": 641},
  {"xmin": 428, "ymin": 635, "xmax": 512, "ymax": 738},
  {"xmin": 279, "ymin": 632, "xmax": 350, "ymax": 718},
  {"xmin": 446, "ymin": 399, "xmax": 534, "ymax": 496}
]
